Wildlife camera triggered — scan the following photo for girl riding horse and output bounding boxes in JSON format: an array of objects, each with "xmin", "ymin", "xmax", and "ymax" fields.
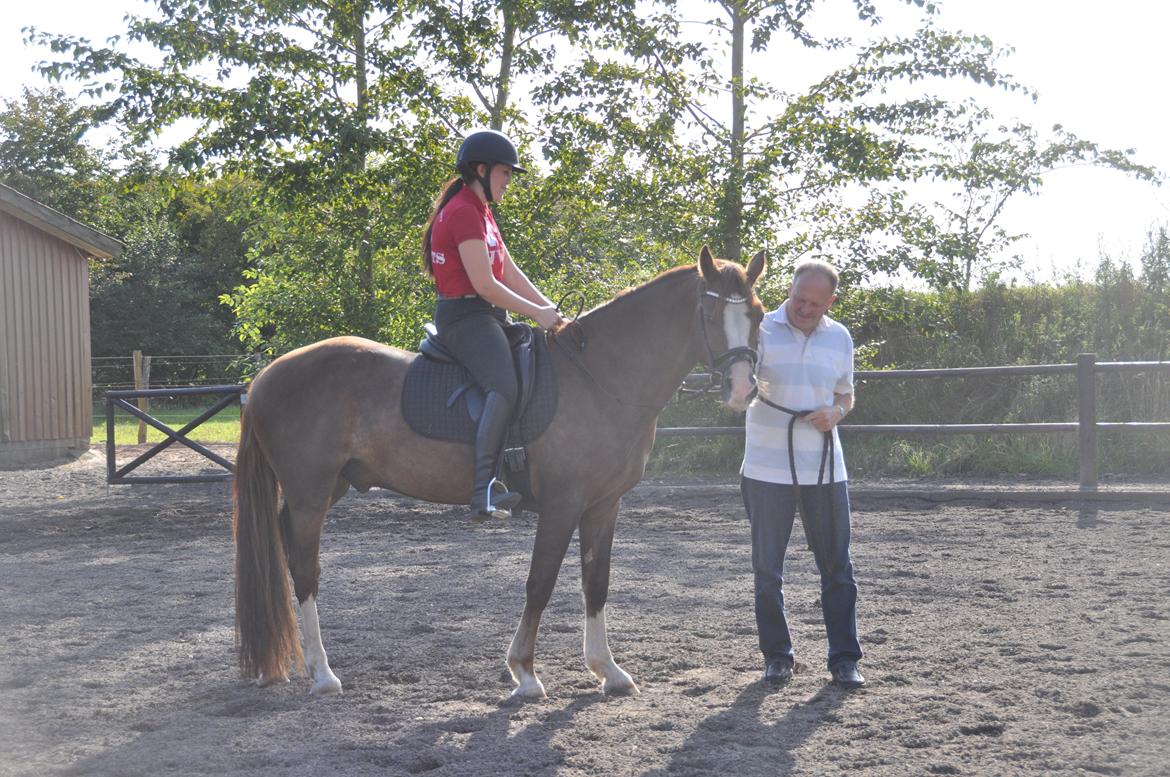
[{"xmin": 421, "ymin": 129, "xmax": 564, "ymax": 520}]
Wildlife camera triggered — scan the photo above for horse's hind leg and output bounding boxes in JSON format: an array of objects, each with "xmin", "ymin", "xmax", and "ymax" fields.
[
  {"xmin": 579, "ymin": 496, "xmax": 638, "ymax": 695},
  {"xmin": 286, "ymin": 476, "xmax": 350, "ymax": 696},
  {"xmin": 506, "ymin": 508, "xmax": 578, "ymax": 700},
  {"xmin": 297, "ymin": 595, "xmax": 341, "ymax": 696}
]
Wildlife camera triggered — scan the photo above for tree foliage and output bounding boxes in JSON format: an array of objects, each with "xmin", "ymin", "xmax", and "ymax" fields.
[
  {"xmin": 0, "ymin": 88, "xmax": 255, "ymax": 357},
  {"xmin": 85, "ymin": 171, "xmax": 255, "ymax": 356},
  {"xmin": 0, "ymin": 87, "xmax": 113, "ymax": 222},
  {"xmin": 23, "ymin": 0, "xmax": 1164, "ymax": 357},
  {"xmin": 642, "ymin": 0, "xmax": 1160, "ymax": 290}
]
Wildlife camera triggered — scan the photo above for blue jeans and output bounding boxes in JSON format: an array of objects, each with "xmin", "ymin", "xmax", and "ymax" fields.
[{"xmin": 741, "ymin": 476, "xmax": 862, "ymax": 670}]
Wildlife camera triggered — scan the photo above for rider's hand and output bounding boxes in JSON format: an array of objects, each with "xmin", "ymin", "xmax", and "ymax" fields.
[{"xmin": 533, "ymin": 306, "xmax": 564, "ymax": 331}]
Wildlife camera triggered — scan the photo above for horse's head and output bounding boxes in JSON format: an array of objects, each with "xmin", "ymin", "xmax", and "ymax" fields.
[{"xmin": 697, "ymin": 245, "xmax": 767, "ymax": 412}]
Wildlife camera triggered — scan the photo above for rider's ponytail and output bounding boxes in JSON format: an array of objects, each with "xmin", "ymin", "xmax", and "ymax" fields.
[{"xmin": 421, "ymin": 177, "xmax": 467, "ymax": 277}]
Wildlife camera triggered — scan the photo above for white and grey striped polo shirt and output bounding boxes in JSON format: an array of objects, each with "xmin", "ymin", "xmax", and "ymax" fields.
[{"xmin": 741, "ymin": 302, "xmax": 854, "ymax": 485}]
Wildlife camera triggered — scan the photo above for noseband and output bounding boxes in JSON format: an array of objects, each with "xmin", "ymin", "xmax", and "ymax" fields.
[{"xmin": 697, "ymin": 287, "xmax": 758, "ymax": 395}]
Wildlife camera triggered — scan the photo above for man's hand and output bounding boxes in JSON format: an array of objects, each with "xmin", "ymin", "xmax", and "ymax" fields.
[{"xmin": 806, "ymin": 404, "xmax": 845, "ymax": 433}]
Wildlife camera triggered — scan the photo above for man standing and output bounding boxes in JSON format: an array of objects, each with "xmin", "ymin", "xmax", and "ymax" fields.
[{"xmin": 741, "ymin": 259, "xmax": 864, "ymax": 688}]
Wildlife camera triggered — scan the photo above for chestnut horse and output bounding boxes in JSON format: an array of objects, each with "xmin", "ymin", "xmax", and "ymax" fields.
[{"xmin": 233, "ymin": 246, "xmax": 766, "ymax": 699}]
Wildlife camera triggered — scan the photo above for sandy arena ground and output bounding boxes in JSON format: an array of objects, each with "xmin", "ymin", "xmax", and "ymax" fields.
[{"xmin": 1, "ymin": 446, "xmax": 1168, "ymax": 776}]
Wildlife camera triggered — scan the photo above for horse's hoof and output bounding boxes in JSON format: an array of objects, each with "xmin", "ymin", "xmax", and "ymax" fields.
[
  {"xmin": 310, "ymin": 673, "xmax": 343, "ymax": 696},
  {"xmin": 602, "ymin": 674, "xmax": 639, "ymax": 696},
  {"xmin": 510, "ymin": 679, "xmax": 547, "ymax": 701},
  {"xmin": 256, "ymin": 672, "xmax": 289, "ymax": 688},
  {"xmin": 306, "ymin": 669, "xmax": 341, "ymax": 697}
]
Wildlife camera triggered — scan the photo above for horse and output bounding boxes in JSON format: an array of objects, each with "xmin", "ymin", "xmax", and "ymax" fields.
[{"xmin": 233, "ymin": 246, "xmax": 767, "ymax": 699}]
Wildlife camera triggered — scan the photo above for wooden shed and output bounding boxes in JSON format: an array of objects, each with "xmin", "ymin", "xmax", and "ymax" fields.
[{"xmin": 0, "ymin": 182, "xmax": 122, "ymax": 469}]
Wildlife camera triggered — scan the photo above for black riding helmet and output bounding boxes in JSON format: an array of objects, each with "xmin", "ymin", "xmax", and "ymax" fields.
[{"xmin": 456, "ymin": 129, "xmax": 526, "ymax": 203}]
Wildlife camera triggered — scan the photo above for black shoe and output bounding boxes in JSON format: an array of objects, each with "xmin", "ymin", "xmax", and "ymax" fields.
[
  {"xmin": 762, "ymin": 660, "xmax": 793, "ymax": 686},
  {"xmin": 830, "ymin": 660, "xmax": 865, "ymax": 689}
]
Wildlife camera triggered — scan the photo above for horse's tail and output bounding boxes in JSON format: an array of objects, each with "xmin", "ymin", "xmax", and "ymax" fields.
[{"xmin": 233, "ymin": 406, "xmax": 304, "ymax": 681}]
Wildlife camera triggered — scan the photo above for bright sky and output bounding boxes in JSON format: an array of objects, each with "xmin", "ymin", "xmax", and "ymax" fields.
[{"xmin": 6, "ymin": 0, "xmax": 1168, "ymax": 283}]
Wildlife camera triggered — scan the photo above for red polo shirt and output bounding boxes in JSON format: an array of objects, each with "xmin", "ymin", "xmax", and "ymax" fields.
[{"xmin": 430, "ymin": 185, "xmax": 506, "ymax": 297}]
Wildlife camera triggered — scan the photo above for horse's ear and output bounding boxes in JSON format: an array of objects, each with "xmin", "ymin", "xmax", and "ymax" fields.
[
  {"xmin": 746, "ymin": 250, "xmax": 766, "ymax": 287},
  {"xmin": 699, "ymin": 245, "xmax": 720, "ymax": 283}
]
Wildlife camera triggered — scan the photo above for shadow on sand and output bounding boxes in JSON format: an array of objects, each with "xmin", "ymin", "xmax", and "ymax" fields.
[{"xmin": 641, "ymin": 675, "xmax": 858, "ymax": 777}]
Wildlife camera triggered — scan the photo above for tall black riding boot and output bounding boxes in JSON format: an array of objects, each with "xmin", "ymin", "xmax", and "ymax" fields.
[{"xmin": 470, "ymin": 391, "xmax": 522, "ymax": 520}]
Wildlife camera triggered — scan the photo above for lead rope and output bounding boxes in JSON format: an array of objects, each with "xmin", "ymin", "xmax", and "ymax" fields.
[{"xmin": 755, "ymin": 395, "xmax": 836, "ymax": 551}]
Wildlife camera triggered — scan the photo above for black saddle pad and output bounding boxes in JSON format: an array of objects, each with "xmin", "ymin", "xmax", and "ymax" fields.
[{"xmin": 401, "ymin": 328, "xmax": 557, "ymax": 444}]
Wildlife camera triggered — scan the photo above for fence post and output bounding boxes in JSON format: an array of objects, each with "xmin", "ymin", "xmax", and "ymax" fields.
[
  {"xmin": 132, "ymin": 351, "xmax": 151, "ymax": 444},
  {"xmin": 1077, "ymin": 353, "xmax": 1098, "ymax": 492},
  {"xmin": 105, "ymin": 394, "xmax": 116, "ymax": 486}
]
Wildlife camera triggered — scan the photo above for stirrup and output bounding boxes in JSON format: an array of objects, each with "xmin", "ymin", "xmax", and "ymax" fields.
[{"xmin": 471, "ymin": 478, "xmax": 521, "ymax": 520}]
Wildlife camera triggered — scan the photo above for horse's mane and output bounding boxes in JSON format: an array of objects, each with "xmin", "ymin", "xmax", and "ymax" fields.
[
  {"xmin": 580, "ymin": 260, "xmax": 753, "ymax": 322},
  {"xmin": 579, "ymin": 264, "xmax": 697, "ymax": 322}
]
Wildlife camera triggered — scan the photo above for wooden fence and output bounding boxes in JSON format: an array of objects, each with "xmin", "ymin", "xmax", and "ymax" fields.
[
  {"xmin": 658, "ymin": 353, "xmax": 1170, "ymax": 493},
  {"xmin": 104, "ymin": 385, "xmax": 244, "ymax": 485},
  {"xmin": 101, "ymin": 353, "xmax": 1169, "ymax": 495}
]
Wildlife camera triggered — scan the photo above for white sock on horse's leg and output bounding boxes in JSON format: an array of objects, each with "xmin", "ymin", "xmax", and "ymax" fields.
[
  {"xmin": 299, "ymin": 596, "xmax": 342, "ymax": 696},
  {"xmin": 584, "ymin": 609, "xmax": 638, "ymax": 695},
  {"xmin": 506, "ymin": 615, "xmax": 547, "ymax": 700}
]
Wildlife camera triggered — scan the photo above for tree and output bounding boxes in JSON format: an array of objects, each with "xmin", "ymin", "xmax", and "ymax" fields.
[
  {"xmin": 88, "ymin": 169, "xmax": 257, "ymax": 357},
  {"xmin": 30, "ymin": 0, "xmax": 1161, "ymax": 356},
  {"xmin": 918, "ymin": 117, "xmax": 1160, "ymax": 290},
  {"xmin": 1139, "ymin": 225, "xmax": 1170, "ymax": 293},
  {"xmin": 0, "ymin": 87, "xmax": 112, "ymax": 223},
  {"xmin": 411, "ymin": 0, "xmax": 713, "ymax": 275},
  {"xmin": 636, "ymin": 0, "xmax": 1160, "ymax": 292},
  {"xmin": 0, "ymin": 86, "xmax": 260, "ymax": 356},
  {"xmin": 29, "ymin": 0, "xmax": 460, "ymax": 343}
]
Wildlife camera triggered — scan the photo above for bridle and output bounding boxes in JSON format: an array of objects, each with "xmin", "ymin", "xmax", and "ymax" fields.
[{"xmin": 696, "ymin": 285, "xmax": 759, "ymax": 400}]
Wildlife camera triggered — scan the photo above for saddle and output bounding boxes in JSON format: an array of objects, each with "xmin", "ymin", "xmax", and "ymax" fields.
[{"xmin": 401, "ymin": 322, "xmax": 558, "ymax": 507}]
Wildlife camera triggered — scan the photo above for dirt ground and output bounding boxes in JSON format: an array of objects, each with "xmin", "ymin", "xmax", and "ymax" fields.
[{"xmin": 2, "ymin": 445, "xmax": 1169, "ymax": 777}]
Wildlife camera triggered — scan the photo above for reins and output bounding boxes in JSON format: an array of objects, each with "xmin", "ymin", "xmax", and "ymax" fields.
[
  {"xmin": 549, "ymin": 324, "xmax": 662, "ymax": 410},
  {"xmin": 548, "ymin": 288, "xmax": 663, "ymax": 408}
]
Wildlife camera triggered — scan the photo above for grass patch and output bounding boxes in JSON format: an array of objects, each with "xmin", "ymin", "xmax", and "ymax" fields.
[
  {"xmin": 647, "ymin": 434, "xmax": 743, "ymax": 476},
  {"xmin": 845, "ymin": 435, "xmax": 1077, "ymax": 478},
  {"xmin": 92, "ymin": 402, "xmax": 241, "ymax": 445}
]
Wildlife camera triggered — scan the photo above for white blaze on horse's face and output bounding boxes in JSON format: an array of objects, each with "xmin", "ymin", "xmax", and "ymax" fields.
[{"xmin": 722, "ymin": 297, "xmax": 756, "ymax": 412}]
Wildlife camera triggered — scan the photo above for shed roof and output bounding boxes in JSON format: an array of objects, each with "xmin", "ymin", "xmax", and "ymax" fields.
[{"xmin": 0, "ymin": 181, "xmax": 123, "ymax": 259}]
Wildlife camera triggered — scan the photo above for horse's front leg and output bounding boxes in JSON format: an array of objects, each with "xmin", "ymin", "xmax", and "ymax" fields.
[
  {"xmin": 579, "ymin": 496, "xmax": 638, "ymax": 695},
  {"xmin": 506, "ymin": 508, "xmax": 577, "ymax": 700}
]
